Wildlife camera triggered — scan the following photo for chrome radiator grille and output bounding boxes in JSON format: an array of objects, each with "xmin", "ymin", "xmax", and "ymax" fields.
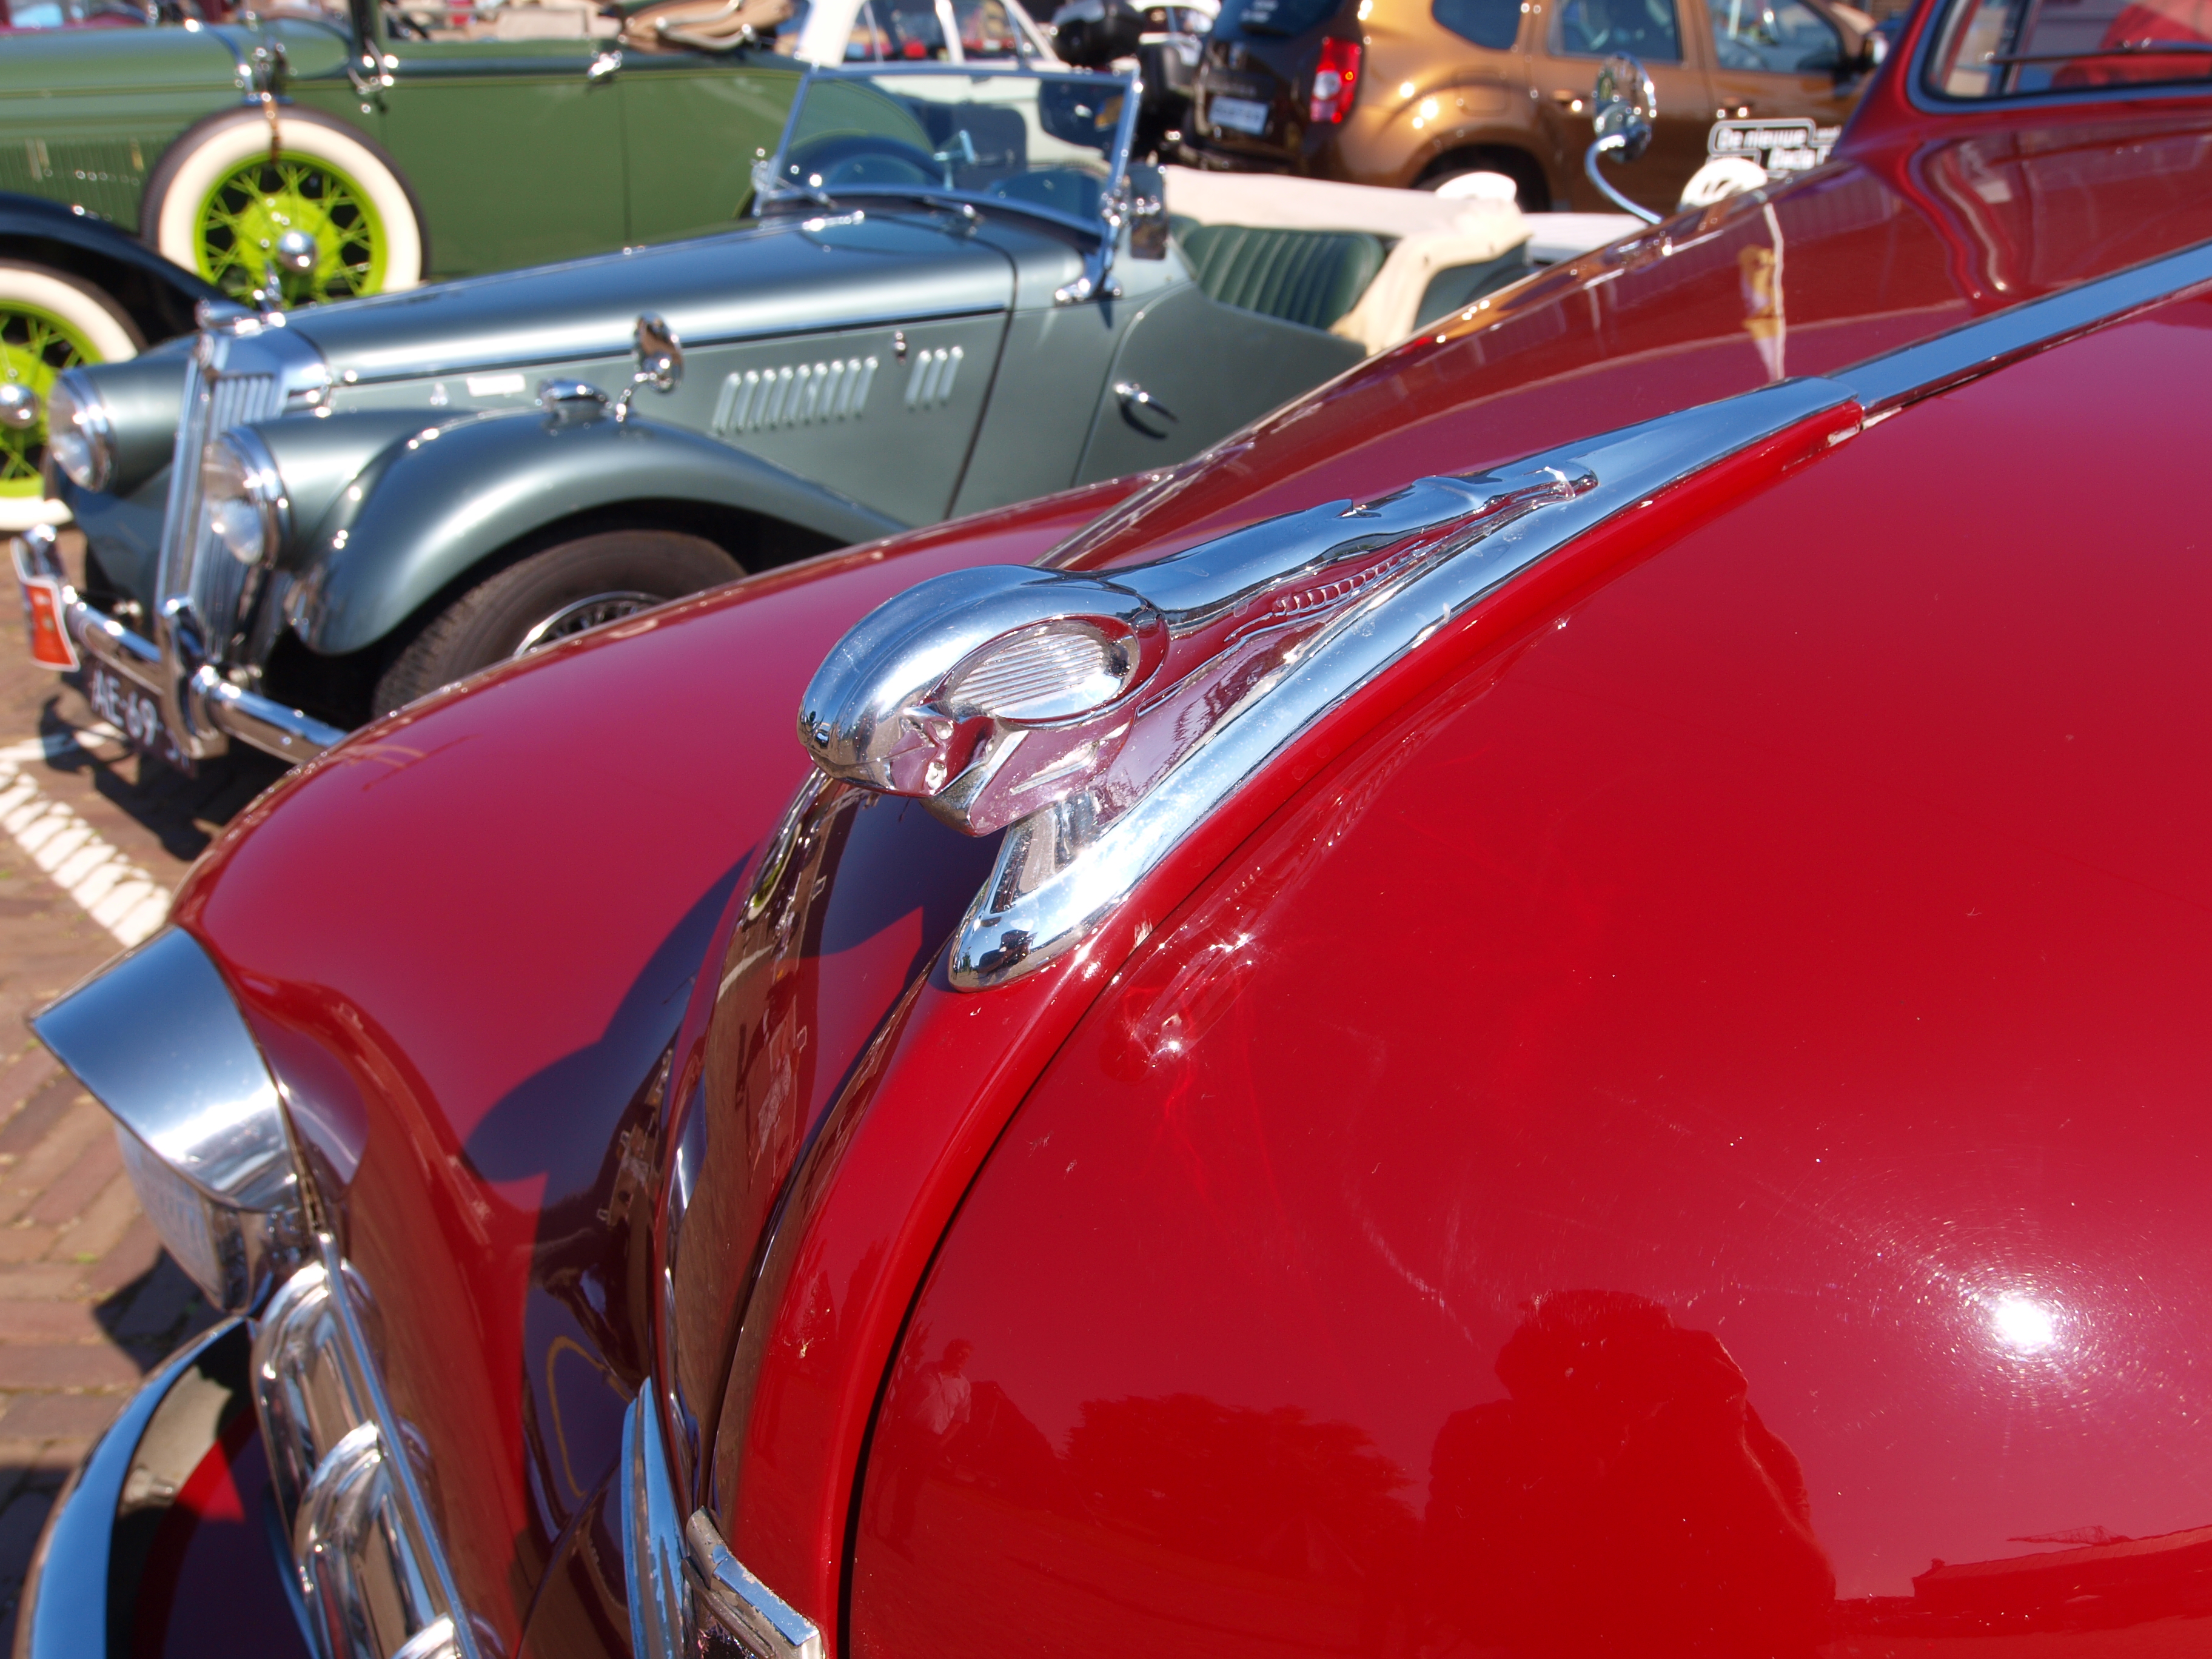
[
  {"xmin": 156, "ymin": 322, "xmax": 324, "ymax": 655},
  {"xmin": 255, "ymin": 1250, "xmax": 479, "ymax": 1659}
]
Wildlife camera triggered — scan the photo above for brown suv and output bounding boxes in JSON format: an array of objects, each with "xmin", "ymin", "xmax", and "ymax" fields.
[{"xmin": 1182, "ymin": 0, "xmax": 1882, "ymax": 213}]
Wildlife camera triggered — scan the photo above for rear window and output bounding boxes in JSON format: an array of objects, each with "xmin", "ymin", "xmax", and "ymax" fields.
[
  {"xmin": 1433, "ymin": 0, "xmax": 1520, "ymax": 48},
  {"xmin": 1925, "ymin": 0, "xmax": 2212, "ymax": 96},
  {"xmin": 1216, "ymin": 0, "xmax": 1344, "ymax": 37}
]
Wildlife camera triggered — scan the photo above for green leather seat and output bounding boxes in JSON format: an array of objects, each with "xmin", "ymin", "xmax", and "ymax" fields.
[{"xmin": 1176, "ymin": 222, "xmax": 1387, "ymax": 333}]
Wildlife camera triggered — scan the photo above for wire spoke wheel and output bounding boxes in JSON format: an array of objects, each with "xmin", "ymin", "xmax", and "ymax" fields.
[
  {"xmin": 514, "ymin": 591, "xmax": 665, "ymax": 656},
  {"xmin": 0, "ymin": 299, "xmax": 98, "ymax": 500},
  {"xmin": 196, "ymin": 152, "xmax": 388, "ymax": 304}
]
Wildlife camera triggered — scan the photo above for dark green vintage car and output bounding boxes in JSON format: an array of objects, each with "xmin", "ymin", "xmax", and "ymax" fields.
[
  {"xmin": 18, "ymin": 64, "xmax": 1533, "ymax": 769},
  {"xmin": 0, "ymin": 0, "xmax": 806, "ymax": 304}
]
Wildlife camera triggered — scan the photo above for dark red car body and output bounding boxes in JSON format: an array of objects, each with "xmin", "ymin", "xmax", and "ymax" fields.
[{"xmin": 28, "ymin": 3, "xmax": 2212, "ymax": 1654}]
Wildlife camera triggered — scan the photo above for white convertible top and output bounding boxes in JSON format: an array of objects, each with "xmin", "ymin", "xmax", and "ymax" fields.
[{"xmin": 1160, "ymin": 166, "xmax": 1636, "ymax": 354}]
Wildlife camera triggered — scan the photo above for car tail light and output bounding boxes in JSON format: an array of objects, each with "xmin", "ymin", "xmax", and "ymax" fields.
[{"xmin": 1310, "ymin": 38, "xmax": 1361, "ymax": 124}]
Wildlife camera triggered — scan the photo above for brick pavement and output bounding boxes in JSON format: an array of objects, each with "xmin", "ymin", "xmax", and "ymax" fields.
[{"xmin": 0, "ymin": 532, "xmax": 289, "ymax": 1651}]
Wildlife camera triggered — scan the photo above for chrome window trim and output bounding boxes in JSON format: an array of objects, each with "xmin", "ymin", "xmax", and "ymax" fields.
[
  {"xmin": 756, "ymin": 64, "xmax": 1144, "ymax": 301},
  {"xmin": 800, "ymin": 231, "xmax": 2212, "ymax": 989},
  {"xmin": 1902, "ymin": 0, "xmax": 2212, "ymax": 112}
]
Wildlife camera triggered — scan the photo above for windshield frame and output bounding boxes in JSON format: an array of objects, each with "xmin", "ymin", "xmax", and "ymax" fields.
[
  {"xmin": 756, "ymin": 62, "xmax": 1143, "ymax": 248},
  {"xmin": 1907, "ymin": 0, "xmax": 2212, "ymax": 109}
]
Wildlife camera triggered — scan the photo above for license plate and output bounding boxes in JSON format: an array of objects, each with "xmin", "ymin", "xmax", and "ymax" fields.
[
  {"xmin": 1209, "ymin": 95, "xmax": 1270, "ymax": 135},
  {"xmin": 85, "ymin": 663, "xmax": 189, "ymax": 773}
]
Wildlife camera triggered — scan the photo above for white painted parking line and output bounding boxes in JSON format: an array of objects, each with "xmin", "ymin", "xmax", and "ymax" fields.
[{"xmin": 0, "ymin": 726, "xmax": 170, "ymax": 947}]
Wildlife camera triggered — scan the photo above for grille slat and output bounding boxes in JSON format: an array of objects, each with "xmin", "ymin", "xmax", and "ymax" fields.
[{"xmin": 157, "ymin": 354, "xmax": 280, "ymax": 649}]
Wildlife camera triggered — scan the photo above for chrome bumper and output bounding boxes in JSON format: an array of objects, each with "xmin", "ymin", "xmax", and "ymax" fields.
[
  {"xmin": 12, "ymin": 1319, "xmax": 256, "ymax": 1659},
  {"xmin": 13, "ymin": 525, "xmax": 344, "ymax": 766}
]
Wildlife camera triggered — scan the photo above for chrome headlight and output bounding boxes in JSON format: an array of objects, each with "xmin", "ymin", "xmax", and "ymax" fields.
[
  {"xmin": 44, "ymin": 369, "xmax": 113, "ymax": 491},
  {"xmin": 31, "ymin": 928, "xmax": 308, "ymax": 1312},
  {"xmin": 200, "ymin": 429, "xmax": 290, "ymax": 567}
]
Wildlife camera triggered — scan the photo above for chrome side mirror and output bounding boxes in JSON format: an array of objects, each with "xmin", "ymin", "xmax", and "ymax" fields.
[
  {"xmin": 1584, "ymin": 53, "xmax": 1663, "ymax": 224},
  {"xmin": 616, "ymin": 313, "xmax": 684, "ymax": 419}
]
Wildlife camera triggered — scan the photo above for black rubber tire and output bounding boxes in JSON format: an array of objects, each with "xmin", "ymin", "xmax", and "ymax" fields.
[{"xmin": 370, "ymin": 530, "xmax": 743, "ymax": 716}]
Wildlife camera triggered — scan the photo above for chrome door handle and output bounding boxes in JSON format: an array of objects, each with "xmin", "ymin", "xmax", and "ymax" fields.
[
  {"xmin": 1114, "ymin": 382, "xmax": 1177, "ymax": 422},
  {"xmin": 589, "ymin": 48, "xmax": 623, "ymax": 81}
]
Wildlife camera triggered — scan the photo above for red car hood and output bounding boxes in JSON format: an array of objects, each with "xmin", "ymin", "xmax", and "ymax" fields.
[
  {"xmin": 171, "ymin": 99, "xmax": 2212, "ymax": 1652},
  {"xmin": 1048, "ymin": 103, "xmax": 2212, "ymax": 574}
]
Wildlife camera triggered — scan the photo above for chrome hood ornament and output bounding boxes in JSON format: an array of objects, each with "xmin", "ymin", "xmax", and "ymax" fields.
[
  {"xmin": 800, "ymin": 461, "xmax": 1603, "ymax": 984},
  {"xmin": 802, "ymin": 467, "xmax": 1594, "ymax": 839}
]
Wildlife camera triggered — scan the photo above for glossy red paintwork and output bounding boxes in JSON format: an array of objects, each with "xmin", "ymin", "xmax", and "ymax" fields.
[
  {"xmin": 706, "ymin": 407, "xmax": 1858, "ymax": 1636},
  {"xmin": 158, "ymin": 22, "xmax": 2212, "ymax": 1659},
  {"xmin": 836, "ymin": 297, "xmax": 2212, "ymax": 1654},
  {"xmin": 170, "ymin": 475, "xmax": 1146, "ymax": 1651},
  {"xmin": 1044, "ymin": 93, "xmax": 2212, "ymax": 578}
]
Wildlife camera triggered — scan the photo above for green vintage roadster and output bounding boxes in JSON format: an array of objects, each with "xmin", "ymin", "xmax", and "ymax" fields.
[
  {"xmin": 17, "ymin": 64, "xmax": 1540, "ymax": 769},
  {"xmin": 0, "ymin": 0, "xmax": 1057, "ymax": 524}
]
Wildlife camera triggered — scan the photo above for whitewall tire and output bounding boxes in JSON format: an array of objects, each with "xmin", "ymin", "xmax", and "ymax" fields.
[
  {"xmin": 141, "ymin": 107, "xmax": 426, "ymax": 303},
  {"xmin": 0, "ymin": 261, "xmax": 139, "ymax": 531}
]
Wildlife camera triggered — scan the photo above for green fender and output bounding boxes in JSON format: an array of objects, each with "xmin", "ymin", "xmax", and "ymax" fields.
[{"xmin": 286, "ymin": 403, "xmax": 907, "ymax": 657}]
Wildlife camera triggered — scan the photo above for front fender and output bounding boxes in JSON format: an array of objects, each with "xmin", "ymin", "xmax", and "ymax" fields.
[{"xmin": 291, "ymin": 406, "xmax": 908, "ymax": 657}]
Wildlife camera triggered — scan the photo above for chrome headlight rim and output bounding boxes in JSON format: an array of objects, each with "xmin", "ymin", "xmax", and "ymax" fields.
[
  {"xmin": 201, "ymin": 426, "xmax": 292, "ymax": 568},
  {"xmin": 29, "ymin": 927, "xmax": 310, "ymax": 1314},
  {"xmin": 45, "ymin": 367, "xmax": 114, "ymax": 492}
]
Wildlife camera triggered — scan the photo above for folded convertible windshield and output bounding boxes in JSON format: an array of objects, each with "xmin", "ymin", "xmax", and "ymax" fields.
[
  {"xmin": 762, "ymin": 70, "xmax": 1131, "ymax": 233},
  {"xmin": 1925, "ymin": 0, "xmax": 2212, "ymax": 96}
]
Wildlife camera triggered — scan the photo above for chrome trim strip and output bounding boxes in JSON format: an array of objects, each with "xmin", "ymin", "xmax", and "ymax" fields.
[
  {"xmin": 947, "ymin": 380, "xmax": 1854, "ymax": 985},
  {"xmin": 1838, "ymin": 235, "xmax": 2212, "ymax": 412},
  {"xmin": 312, "ymin": 1234, "xmax": 486, "ymax": 1659},
  {"xmin": 799, "ymin": 226, "xmax": 2212, "ymax": 990},
  {"xmin": 12, "ymin": 1318, "xmax": 246, "ymax": 1659},
  {"xmin": 685, "ymin": 1510, "xmax": 825, "ymax": 1659},
  {"xmin": 622, "ymin": 1390, "xmax": 689, "ymax": 1659},
  {"xmin": 622, "ymin": 1387, "xmax": 824, "ymax": 1659}
]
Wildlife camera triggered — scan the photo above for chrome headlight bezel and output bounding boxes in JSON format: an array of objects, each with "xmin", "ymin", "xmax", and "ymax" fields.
[
  {"xmin": 44, "ymin": 368, "xmax": 114, "ymax": 492},
  {"xmin": 30, "ymin": 927, "xmax": 309, "ymax": 1313},
  {"xmin": 200, "ymin": 428, "xmax": 291, "ymax": 568}
]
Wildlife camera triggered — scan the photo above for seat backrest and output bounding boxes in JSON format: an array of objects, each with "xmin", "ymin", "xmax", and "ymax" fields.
[{"xmin": 1177, "ymin": 223, "xmax": 1387, "ymax": 333}]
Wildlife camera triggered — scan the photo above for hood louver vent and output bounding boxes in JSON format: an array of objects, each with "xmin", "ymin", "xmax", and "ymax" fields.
[{"xmin": 713, "ymin": 357, "xmax": 879, "ymax": 435}]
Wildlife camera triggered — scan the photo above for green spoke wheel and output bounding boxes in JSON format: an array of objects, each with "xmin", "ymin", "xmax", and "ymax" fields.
[
  {"xmin": 195, "ymin": 152, "xmax": 389, "ymax": 305},
  {"xmin": 0, "ymin": 298, "xmax": 99, "ymax": 503}
]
